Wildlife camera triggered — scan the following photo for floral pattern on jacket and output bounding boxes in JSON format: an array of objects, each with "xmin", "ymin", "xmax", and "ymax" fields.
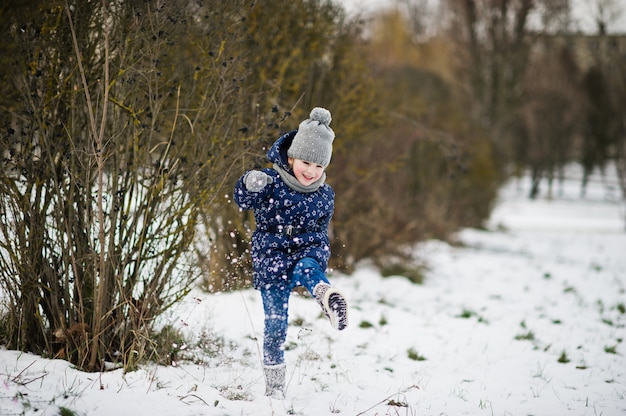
[{"xmin": 234, "ymin": 131, "xmax": 334, "ymax": 290}]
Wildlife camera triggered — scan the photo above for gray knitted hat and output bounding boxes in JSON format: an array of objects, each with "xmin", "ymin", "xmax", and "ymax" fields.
[{"xmin": 287, "ymin": 107, "xmax": 335, "ymax": 167}]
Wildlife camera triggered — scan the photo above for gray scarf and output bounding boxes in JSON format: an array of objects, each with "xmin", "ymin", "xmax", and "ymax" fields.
[{"xmin": 273, "ymin": 163, "xmax": 325, "ymax": 193}]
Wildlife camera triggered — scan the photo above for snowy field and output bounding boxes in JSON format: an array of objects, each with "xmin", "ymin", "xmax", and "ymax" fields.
[{"xmin": 1, "ymin": 166, "xmax": 625, "ymax": 416}]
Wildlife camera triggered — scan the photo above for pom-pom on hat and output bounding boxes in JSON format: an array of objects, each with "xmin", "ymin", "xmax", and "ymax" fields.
[{"xmin": 287, "ymin": 107, "xmax": 335, "ymax": 168}]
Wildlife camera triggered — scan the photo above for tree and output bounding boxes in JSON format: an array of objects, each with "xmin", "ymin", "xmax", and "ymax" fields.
[
  {"xmin": 330, "ymin": 7, "xmax": 501, "ymax": 272},
  {"xmin": 444, "ymin": 1, "xmax": 576, "ymax": 141},
  {"xmin": 0, "ymin": 0, "xmax": 274, "ymax": 370},
  {"xmin": 208, "ymin": 0, "xmax": 385, "ymax": 277},
  {"xmin": 516, "ymin": 39, "xmax": 585, "ymax": 198}
]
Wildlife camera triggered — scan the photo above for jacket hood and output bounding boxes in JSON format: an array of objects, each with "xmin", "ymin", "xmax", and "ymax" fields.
[{"xmin": 267, "ymin": 130, "xmax": 297, "ymax": 170}]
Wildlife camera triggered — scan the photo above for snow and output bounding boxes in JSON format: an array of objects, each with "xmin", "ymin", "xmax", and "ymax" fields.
[{"xmin": 1, "ymin": 166, "xmax": 625, "ymax": 416}]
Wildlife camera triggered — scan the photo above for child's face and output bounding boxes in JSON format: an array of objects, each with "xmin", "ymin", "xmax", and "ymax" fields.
[{"xmin": 289, "ymin": 158, "xmax": 325, "ymax": 186}]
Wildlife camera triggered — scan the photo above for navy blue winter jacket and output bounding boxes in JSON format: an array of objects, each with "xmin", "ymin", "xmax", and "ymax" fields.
[{"xmin": 234, "ymin": 131, "xmax": 334, "ymax": 290}]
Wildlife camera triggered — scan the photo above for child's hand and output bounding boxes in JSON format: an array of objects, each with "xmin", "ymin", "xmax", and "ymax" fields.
[{"xmin": 244, "ymin": 170, "xmax": 274, "ymax": 192}]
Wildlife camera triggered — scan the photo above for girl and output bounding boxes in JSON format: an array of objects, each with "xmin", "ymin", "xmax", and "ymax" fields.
[{"xmin": 234, "ymin": 107, "xmax": 348, "ymax": 399}]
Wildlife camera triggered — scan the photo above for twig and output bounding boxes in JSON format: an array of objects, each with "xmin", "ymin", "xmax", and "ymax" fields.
[
  {"xmin": 178, "ymin": 393, "xmax": 210, "ymax": 406},
  {"xmin": 355, "ymin": 384, "xmax": 420, "ymax": 415},
  {"xmin": 10, "ymin": 361, "xmax": 48, "ymax": 386}
]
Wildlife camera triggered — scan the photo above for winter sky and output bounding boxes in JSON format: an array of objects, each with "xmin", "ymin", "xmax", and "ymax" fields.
[{"xmin": 338, "ymin": 0, "xmax": 626, "ymax": 34}]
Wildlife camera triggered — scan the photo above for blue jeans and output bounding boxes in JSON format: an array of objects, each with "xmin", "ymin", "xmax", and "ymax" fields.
[{"xmin": 260, "ymin": 257, "xmax": 329, "ymax": 366}]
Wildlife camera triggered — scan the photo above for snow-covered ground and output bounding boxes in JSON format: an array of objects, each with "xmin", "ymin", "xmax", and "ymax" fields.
[{"xmin": 1, "ymin": 166, "xmax": 625, "ymax": 416}]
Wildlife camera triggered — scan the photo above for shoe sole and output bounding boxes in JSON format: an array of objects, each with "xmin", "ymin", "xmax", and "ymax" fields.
[{"xmin": 323, "ymin": 288, "xmax": 348, "ymax": 330}]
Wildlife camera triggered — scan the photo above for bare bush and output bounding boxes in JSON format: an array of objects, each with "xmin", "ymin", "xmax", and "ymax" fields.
[{"xmin": 0, "ymin": 0, "xmax": 275, "ymax": 370}]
